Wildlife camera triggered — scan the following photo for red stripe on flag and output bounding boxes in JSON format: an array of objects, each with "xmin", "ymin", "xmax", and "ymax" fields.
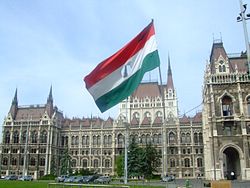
[{"xmin": 84, "ymin": 21, "xmax": 155, "ymax": 89}]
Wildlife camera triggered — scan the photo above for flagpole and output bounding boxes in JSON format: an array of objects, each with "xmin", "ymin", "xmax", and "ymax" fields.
[{"xmin": 158, "ymin": 65, "xmax": 167, "ymax": 178}]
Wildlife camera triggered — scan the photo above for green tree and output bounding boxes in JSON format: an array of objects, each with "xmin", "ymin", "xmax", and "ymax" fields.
[
  {"xmin": 141, "ymin": 143, "xmax": 161, "ymax": 179},
  {"xmin": 127, "ymin": 137, "xmax": 143, "ymax": 177},
  {"xmin": 50, "ymin": 155, "xmax": 57, "ymax": 176},
  {"xmin": 60, "ymin": 148, "xmax": 72, "ymax": 175},
  {"xmin": 115, "ymin": 153, "xmax": 124, "ymax": 177}
]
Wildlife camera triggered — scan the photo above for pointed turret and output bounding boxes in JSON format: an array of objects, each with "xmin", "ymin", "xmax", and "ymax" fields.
[
  {"xmin": 166, "ymin": 55, "xmax": 174, "ymax": 90},
  {"xmin": 9, "ymin": 88, "xmax": 18, "ymax": 119},
  {"xmin": 46, "ymin": 85, "xmax": 54, "ymax": 117}
]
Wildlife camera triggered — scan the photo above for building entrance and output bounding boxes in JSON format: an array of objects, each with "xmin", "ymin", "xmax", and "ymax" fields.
[{"xmin": 223, "ymin": 147, "xmax": 240, "ymax": 180}]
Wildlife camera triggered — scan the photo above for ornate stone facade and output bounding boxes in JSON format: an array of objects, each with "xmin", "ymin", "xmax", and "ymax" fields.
[
  {"xmin": 0, "ymin": 60, "xmax": 204, "ymax": 179},
  {"xmin": 202, "ymin": 40, "xmax": 250, "ymax": 180}
]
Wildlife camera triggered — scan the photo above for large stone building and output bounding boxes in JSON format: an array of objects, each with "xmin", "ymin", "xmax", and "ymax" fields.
[
  {"xmin": 202, "ymin": 40, "xmax": 250, "ymax": 180},
  {"xmin": 0, "ymin": 59, "xmax": 204, "ymax": 180}
]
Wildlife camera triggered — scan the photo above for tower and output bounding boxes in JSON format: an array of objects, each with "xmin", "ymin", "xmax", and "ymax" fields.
[
  {"xmin": 202, "ymin": 40, "xmax": 250, "ymax": 180},
  {"xmin": 46, "ymin": 85, "xmax": 54, "ymax": 117}
]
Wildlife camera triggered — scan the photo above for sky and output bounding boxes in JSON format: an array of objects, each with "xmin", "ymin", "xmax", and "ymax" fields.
[{"xmin": 0, "ymin": 0, "xmax": 249, "ymax": 128}]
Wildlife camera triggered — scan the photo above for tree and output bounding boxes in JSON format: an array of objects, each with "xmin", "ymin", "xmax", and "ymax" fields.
[
  {"xmin": 115, "ymin": 153, "xmax": 124, "ymax": 177},
  {"xmin": 141, "ymin": 143, "xmax": 161, "ymax": 179},
  {"xmin": 60, "ymin": 148, "xmax": 72, "ymax": 175},
  {"xmin": 50, "ymin": 155, "xmax": 57, "ymax": 176},
  {"xmin": 127, "ymin": 137, "xmax": 143, "ymax": 177}
]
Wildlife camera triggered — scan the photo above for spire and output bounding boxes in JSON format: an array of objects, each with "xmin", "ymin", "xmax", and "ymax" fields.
[
  {"xmin": 47, "ymin": 85, "xmax": 53, "ymax": 103},
  {"xmin": 166, "ymin": 55, "xmax": 174, "ymax": 90},
  {"xmin": 10, "ymin": 88, "xmax": 18, "ymax": 119},
  {"xmin": 12, "ymin": 88, "xmax": 18, "ymax": 105}
]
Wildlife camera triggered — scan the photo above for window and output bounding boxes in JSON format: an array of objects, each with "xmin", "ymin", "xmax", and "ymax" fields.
[
  {"xmin": 2, "ymin": 158, "xmax": 8, "ymax": 165},
  {"xmin": 71, "ymin": 159, "xmax": 76, "ymax": 167},
  {"xmin": 170, "ymin": 158, "xmax": 175, "ymax": 167},
  {"xmin": 181, "ymin": 133, "xmax": 186, "ymax": 144},
  {"xmin": 169, "ymin": 132, "xmax": 175, "ymax": 144},
  {"xmin": 108, "ymin": 135, "xmax": 112, "ymax": 145},
  {"xmin": 117, "ymin": 134, "xmax": 124, "ymax": 145},
  {"xmin": 186, "ymin": 133, "xmax": 191, "ymax": 144},
  {"xmin": 13, "ymin": 131, "xmax": 19, "ymax": 143},
  {"xmin": 197, "ymin": 158, "xmax": 203, "ymax": 167},
  {"xmin": 40, "ymin": 130, "xmax": 47, "ymax": 143},
  {"xmin": 184, "ymin": 158, "xmax": 190, "ymax": 167},
  {"xmin": 198, "ymin": 133, "xmax": 203, "ymax": 144},
  {"xmin": 4, "ymin": 131, "xmax": 10, "ymax": 144},
  {"xmin": 22, "ymin": 131, "xmax": 27, "ymax": 143},
  {"xmin": 82, "ymin": 159, "xmax": 88, "ymax": 168},
  {"xmin": 146, "ymin": 134, "xmax": 151, "ymax": 144},
  {"xmin": 40, "ymin": 158, "xmax": 45, "ymax": 166},
  {"xmin": 141, "ymin": 134, "xmax": 146, "ymax": 144},
  {"xmin": 31, "ymin": 130, "xmax": 38, "ymax": 143},
  {"xmin": 105, "ymin": 159, "xmax": 110, "ymax": 167},
  {"xmin": 194, "ymin": 133, "xmax": 198, "ymax": 144},
  {"xmin": 222, "ymin": 96, "xmax": 233, "ymax": 116},
  {"xmin": 93, "ymin": 159, "xmax": 98, "ymax": 168},
  {"xmin": 11, "ymin": 158, "xmax": 17, "ymax": 165},
  {"xmin": 104, "ymin": 135, "xmax": 108, "ymax": 145},
  {"xmin": 30, "ymin": 158, "xmax": 36, "ymax": 166}
]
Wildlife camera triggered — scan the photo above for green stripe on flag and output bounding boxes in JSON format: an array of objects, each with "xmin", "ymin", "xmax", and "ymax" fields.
[{"xmin": 96, "ymin": 50, "xmax": 160, "ymax": 112}]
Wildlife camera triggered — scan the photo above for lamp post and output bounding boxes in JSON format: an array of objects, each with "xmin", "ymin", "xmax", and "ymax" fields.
[{"xmin": 237, "ymin": 0, "xmax": 250, "ymax": 75}]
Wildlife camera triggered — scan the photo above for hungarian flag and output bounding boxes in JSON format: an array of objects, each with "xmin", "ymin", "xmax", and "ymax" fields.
[{"xmin": 84, "ymin": 21, "xmax": 160, "ymax": 112}]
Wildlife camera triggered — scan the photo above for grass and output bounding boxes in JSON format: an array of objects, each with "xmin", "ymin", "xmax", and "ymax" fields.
[{"xmin": 0, "ymin": 180, "xmax": 165, "ymax": 188}]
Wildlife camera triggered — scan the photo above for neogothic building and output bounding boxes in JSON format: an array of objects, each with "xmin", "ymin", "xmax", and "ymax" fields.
[
  {"xmin": 0, "ymin": 59, "xmax": 204, "ymax": 180},
  {"xmin": 202, "ymin": 40, "xmax": 250, "ymax": 180}
]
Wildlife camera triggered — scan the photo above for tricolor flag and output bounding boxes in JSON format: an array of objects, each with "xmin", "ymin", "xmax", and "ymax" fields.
[{"xmin": 84, "ymin": 21, "xmax": 160, "ymax": 112}]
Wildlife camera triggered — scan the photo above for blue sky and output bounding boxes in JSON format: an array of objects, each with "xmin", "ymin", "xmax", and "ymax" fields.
[{"xmin": 0, "ymin": 0, "xmax": 249, "ymax": 127}]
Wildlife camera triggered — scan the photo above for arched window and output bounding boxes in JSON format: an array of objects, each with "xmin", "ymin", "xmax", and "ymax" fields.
[
  {"xmin": 104, "ymin": 135, "xmax": 108, "ymax": 145},
  {"xmin": 13, "ymin": 130, "xmax": 19, "ymax": 143},
  {"xmin": 117, "ymin": 134, "xmax": 124, "ymax": 145},
  {"xmin": 134, "ymin": 134, "xmax": 139, "ymax": 144},
  {"xmin": 82, "ymin": 159, "xmax": 88, "ymax": 168},
  {"xmin": 93, "ymin": 135, "xmax": 97, "ymax": 145},
  {"xmin": 4, "ymin": 131, "xmax": 10, "ymax": 144},
  {"xmin": 40, "ymin": 130, "xmax": 47, "ymax": 143},
  {"xmin": 71, "ymin": 159, "xmax": 76, "ymax": 167},
  {"xmin": 11, "ymin": 158, "xmax": 17, "ymax": 165},
  {"xmin": 170, "ymin": 158, "xmax": 176, "ymax": 167},
  {"xmin": 141, "ymin": 134, "xmax": 146, "ymax": 144},
  {"xmin": 93, "ymin": 159, "xmax": 99, "ymax": 168},
  {"xmin": 2, "ymin": 157, "xmax": 8, "ymax": 165},
  {"xmin": 169, "ymin": 132, "xmax": 175, "ymax": 144},
  {"xmin": 222, "ymin": 96, "xmax": 233, "ymax": 116},
  {"xmin": 22, "ymin": 131, "xmax": 27, "ymax": 143},
  {"xmin": 153, "ymin": 134, "xmax": 158, "ymax": 144},
  {"xmin": 31, "ymin": 130, "xmax": 38, "ymax": 143},
  {"xmin": 40, "ymin": 158, "xmax": 45, "ymax": 166},
  {"xmin": 198, "ymin": 133, "xmax": 203, "ymax": 144},
  {"xmin": 197, "ymin": 158, "xmax": 203, "ymax": 167},
  {"xmin": 146, "ymin": 134, "xmax": 151, "ymax": 144},
  {"xmin": 105, "ymin": 159, "xmax": 110, "ymax": 167},
  {"xmin": 184, "ymin": 158, "xmax": 190, "ymax": 167},
  {"xmin": 108, "ymin": 135, "xmax": 112, "ymax": 145},
  {"xmin": 97, "ymin": 135, "xmax": 101, "ymax": 145},
  {"xmin": 181, "ymin": 133, "xmax": 186, "ymax": 144},
  {"xmin": 158, "ymin": 134, "xmax": 162, "ymax": 144},
  {"xmin": 194, "ymin": 133, "xmax": 198, "ymax": 144},
  {"xmin": 186, "ymin": 133, "xmax": 191, "ymax": 144},
  {"xmin": 30, "ymin": 158, "xmax": 36, "ymax": 166},
  {"xmin": 75, "ymin": 136, "xmax": 79, "ymax": 145}
]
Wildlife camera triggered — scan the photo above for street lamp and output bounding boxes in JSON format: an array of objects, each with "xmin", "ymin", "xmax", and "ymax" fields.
[{"xmin": 237, "ymin": 0, "xmax": 250, "ymax": 75}]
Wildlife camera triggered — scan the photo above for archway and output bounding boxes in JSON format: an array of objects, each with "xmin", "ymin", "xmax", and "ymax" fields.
[{"xmin": 223, "ymin": 147, "xmax": 240, "ymax": 180}]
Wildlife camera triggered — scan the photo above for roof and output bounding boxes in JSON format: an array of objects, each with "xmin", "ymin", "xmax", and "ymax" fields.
[
  {"xmin": 15, "ymin": 106, "xmax": 46, "ymax": 120},
  {"xmin": 132, "ymin": 82, "xmax": 161, "ymax": 98}
]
